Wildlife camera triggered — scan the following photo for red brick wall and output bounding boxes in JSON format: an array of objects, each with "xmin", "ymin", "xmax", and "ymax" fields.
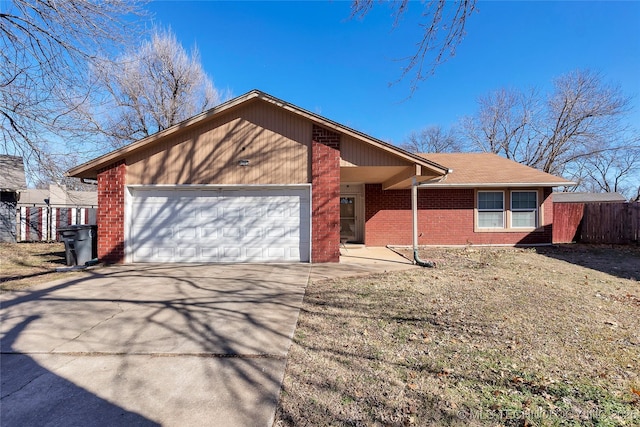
[
  {"xmin": 97, "ymin": 160, "xmax": 126, "ymax": 264},
  {"xmin": 365, "ymin": 184, "xmax": 553, "ymax": 246},
  {"xmin": 311, "ymin": 125, "xmax": 340, "ymax": 262}
]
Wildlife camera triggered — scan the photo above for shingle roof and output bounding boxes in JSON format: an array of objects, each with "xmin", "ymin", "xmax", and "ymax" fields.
[
  {"xmin": 552, "ymin": 192, "xmax": 627, "ymax": 203},
  {"xmin": 418, "ymin": 153, "xmax": 574, "ymax": 187},
  {"xmin": 0, "ymin": 155, "xmax": 27, "ymax": 191}
]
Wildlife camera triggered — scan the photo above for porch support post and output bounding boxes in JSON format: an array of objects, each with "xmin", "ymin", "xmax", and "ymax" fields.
[{"xmin": 412, "ymin": 177, "xmax": 418, "ymax": 251}]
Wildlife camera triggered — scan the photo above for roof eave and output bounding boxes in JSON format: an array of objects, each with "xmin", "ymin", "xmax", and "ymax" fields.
[
  {"xmin": 417, "ymin": 182, "xmax": 576, "ymax": 188},
  {"xmin": 255, "ymin": 92, "xmax": 449, "ymax": 175},
  {"xmin": 68, "ymin": 90, "xmax": 451, "ymax": 179},
  {"xmin": 67, "ymin": 91, "xmax": 264, "ymax": 178}
]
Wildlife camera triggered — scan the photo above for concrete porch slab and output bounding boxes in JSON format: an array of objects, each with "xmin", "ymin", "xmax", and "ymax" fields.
[{"xmin": 310, "ymin": 246, "xmax": 417, "ymax": 282}]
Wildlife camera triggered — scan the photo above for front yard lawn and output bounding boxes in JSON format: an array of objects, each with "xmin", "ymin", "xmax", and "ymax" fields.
[
  {"xmin": 0, "ymin": 242, "xmax": 71, "ymax": 292},
  {"xmin": 275, "ymin": 246, "xmax": 640, "ymax": 426}
]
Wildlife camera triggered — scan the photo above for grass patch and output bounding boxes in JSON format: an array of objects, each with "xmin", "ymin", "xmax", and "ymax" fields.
[
  {"xmin": 275, "ymin": 246, "xmax": 640, "ymax": 426},
  {"xmin": 0, "ymin": 242, "xmax": 75, "ymax": 292}
]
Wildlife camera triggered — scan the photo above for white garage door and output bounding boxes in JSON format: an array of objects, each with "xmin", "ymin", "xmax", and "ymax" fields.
[{"xmin": 128, "ymin": 186, "xmax": 310, "ymax": 263}]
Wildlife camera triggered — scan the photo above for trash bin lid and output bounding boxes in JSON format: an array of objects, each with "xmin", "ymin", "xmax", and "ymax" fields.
[{"xmin": 58, "ymin": 224, "xmax": 95, "ymax": 231}]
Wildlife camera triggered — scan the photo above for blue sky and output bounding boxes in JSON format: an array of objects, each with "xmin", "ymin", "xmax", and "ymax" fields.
[{"xmin": 148, "ymin": 1, "xmax": 640, "ymax": 145}]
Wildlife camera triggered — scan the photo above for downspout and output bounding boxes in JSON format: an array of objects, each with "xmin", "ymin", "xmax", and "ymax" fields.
[
  {"xmin": 411, "ymin": 177, "xmax": 435, "ymax": 267},
  {"xmin": 411, "ymin": 170, "xmax": 452, "ymax": 267}
]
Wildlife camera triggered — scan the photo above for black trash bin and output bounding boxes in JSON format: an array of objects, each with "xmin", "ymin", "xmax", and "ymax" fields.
[{"xmin": 58, "ymin": 225, "xmax": 97, "ymax": 266}]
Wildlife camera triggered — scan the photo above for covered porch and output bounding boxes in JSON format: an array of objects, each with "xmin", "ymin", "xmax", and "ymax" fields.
[{"xmin": 337, "ymin": 133, "xmax": 449, "ymax": 244}]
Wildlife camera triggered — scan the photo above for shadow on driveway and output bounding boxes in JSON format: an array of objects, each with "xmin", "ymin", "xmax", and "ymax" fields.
[
  {"xmin": 1, "ymin": 316, "xmax": 158, "ymax": 426},
  {"xmin": 1, "ymin": 263, "xmax": 311, "ymax": 426}
]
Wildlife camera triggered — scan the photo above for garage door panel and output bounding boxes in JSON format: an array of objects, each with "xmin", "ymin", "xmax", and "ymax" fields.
[
  {"xmin": 244, "ymin": 207, "xmax": 262, "ymax": 217},
  {"xmin": 178, "ymin": 208, "xmax": 197, "ymax": 219},
  {"xmin": 130, "ymin": 186, "xmax": 310, "ymax": 262},
  {"xmin": 178, "ymin": 247, "xmax": 197, "ymax": 259},
  {"xmin": 201, "ymin": 227, "xmax": 218, "ymax": 239},
  {"xmin": 288, "ymin": 227, "xmax": 300, "ymax": 238},
  {"xmin": 289, "ymin": 247, "xmax": 301, "ymax": 259},
  {"xmin": 245, "ymin": 227, "xmax": 262, "ymax": 237},
  {"xmin": 200, "ymin": 247, "xmax": 219, "ymax": 260},
  {"xmin": 267, "ymin": 247, "xmax": 285, "ymax": 259},
  {"xmin": 246, "ymin": 247, "xmax": 263, "ymax": 259},
  {"xmin": 222, "ymin": 247, "xmax": 241, "ymax": 259},
  {"xmin": 175, "ymin": 226, "xmax": 196, "ymax": 238},
  {"xmin": 156, "ymin": 247, "xmax": 175, "ymax": 259},
  {"xmin": 200, "ymin": 207, "xmax": 219, "ymax": 218}
]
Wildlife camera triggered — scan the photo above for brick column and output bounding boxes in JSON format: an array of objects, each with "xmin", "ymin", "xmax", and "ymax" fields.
[
  {"xmin": 97, "ymin": 160, "xmax": 126, "ymax": 264},
  {"xmin": 311, "ymin": 125, "xmax": 341, "ymax": 263}
]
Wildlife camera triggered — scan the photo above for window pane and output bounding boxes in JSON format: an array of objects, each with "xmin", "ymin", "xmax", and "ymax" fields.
[
  {"xmin": 478, "ymin": 211, "xmax": 504, "ymax": 228},
  {"xmin": 478, "ymin": 192, "xmax": 504, "ymax": 210},
  {"xmin": 512, "ymin": 211, "xmax": 536, "ymax": 228},
  {"xmin": 512, "ymin": 191, "xmax": 537, "ymax": 209},
  {"xmin": 340, "ymin": 198, "xmax": 354, "ymax": 217}
]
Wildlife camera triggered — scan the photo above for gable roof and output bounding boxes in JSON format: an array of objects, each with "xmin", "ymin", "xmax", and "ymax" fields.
[
  {"xmin": 553, "ymin": 192, "xmax": 627, "ymax": 203},
  {"xmin": 418, "ymin": 153, "xmax": 575, "ymax": 187},
  {"xmin": 68, "ymin": 90, "xmax": 449, "ymax": 179},
  {"xmin": 0, "ymin": 155, "xmax": 27, "ymax": 191}
]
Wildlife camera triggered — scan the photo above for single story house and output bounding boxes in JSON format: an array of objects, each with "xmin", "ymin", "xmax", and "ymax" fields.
[
  {"xmin": 0, "ymin": 155, "xmax": 27, "ymax": 243},
  {"xmin": 68, "ymin": 90, "xmax": 573, "ymax": 264}
]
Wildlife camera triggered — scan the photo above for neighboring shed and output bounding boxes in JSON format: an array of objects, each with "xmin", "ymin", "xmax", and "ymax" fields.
[
  {"xmin": 553, "ymin": 192, "xmax": 627, "ymax": 203},
  {"xmin": 0, "ymin": 155, "xmax": 27, "ymax": 242},
  {"xmin": 67, "ymin": 90, "xmax": 573, "ymax": 264}
]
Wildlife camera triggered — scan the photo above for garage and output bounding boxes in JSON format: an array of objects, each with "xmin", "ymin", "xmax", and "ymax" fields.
[{"xmin": 127, "ymin": 186, "xmax": 310, "ymax": 263}]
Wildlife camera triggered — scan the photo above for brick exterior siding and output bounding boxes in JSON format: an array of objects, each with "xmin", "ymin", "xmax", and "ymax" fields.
[
  {"xmin": 364, "ymin": 184, "xmax": 553, "ymax": 246},
  {"xmin": 311, "ymin": 125, "xmax": 341, "ymax": 262},
  {"xmin": 97, "ymin": 160, "xmax": 126, "ymax": 264},
  {"xmin": 93, "ymin": 128, "xmax": 553, "ymax": 265}
]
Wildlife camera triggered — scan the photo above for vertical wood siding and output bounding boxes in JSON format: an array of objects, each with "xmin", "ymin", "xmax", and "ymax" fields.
[
  {"xmin": 126, "ymin": 101, "xmax": 311, "ymax": 185},
  {"xmin": 340, "ymin": 135, "xmax": 409, "ymax": 167}
]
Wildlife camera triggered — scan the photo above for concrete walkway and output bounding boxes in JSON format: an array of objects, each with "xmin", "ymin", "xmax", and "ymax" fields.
[
  {"xmin": 1, "ymin": 248, "xmax": 415, "ymax": 427},
  {"xmin": 311, "ymin": 245, "xmax": 417, "ymax": 282}
]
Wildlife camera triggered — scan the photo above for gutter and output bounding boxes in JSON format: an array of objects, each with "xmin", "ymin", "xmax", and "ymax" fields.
[
  {"xmin": 416, "ymin": 181, "xmax": 575, "ymax": 188},
  {"xmin": 411, "ymin": 169, "xmax": 452, "ymax": 267}
]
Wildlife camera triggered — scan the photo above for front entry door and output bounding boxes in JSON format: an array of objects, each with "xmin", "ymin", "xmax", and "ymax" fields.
[{"xmin": 340, "ymin": 196, "xmax": 360, "ymax": 243}]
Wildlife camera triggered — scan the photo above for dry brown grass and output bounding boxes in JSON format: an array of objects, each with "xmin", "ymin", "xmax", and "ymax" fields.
[
  {"xmin": 275, "ymin": 246, "xmax": 640, "ymax": 426},
  {"xmin": 0, "ymin": 242, "xmax": 75, "ymax": 292}
]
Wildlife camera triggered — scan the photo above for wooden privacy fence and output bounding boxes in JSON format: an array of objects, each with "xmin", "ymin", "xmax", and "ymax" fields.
[
  {"xmin": 17, "ymin": 206, "xmax": 97, "ymax": 242},
  {"xmin": 553, "ymin": 202, "xmax": 640, "ymax": 244}
]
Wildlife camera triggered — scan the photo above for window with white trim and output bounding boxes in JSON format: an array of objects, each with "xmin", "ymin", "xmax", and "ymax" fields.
[
  {"xmin": 511, "ymin": 191, "xmax": 538, "ymax": 228},
  {"xmin": 477, "ymin": 191, "xmax": 504, "ymax": 228}
]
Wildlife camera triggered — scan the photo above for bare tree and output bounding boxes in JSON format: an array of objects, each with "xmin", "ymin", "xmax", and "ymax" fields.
[
  {"xmin": 578, "ymin": 148, "xmax": 640, "ymax": 200},
  {"xmin": 534, "ymin": 70, "xmax": 632, "ymax": 175},
  {"xmin": 0, "ymin": 0, "xmax": 146, "ymax": 184},
  {"xmin": 351, "ymin": 0, "xmax": 477, "ymax": 92},
  {"xmin": 459, "ymin": 88, "xmax": 540, "ymax": 161},
  {"xmin": 87, "ymin": 28, "xmax": 226, "ymax": 148},
  {"xmin": 401, "ymin": 125, "xmax": 461, "ymax": 153},
  {"xmin": 460, "ymin": 70, "xmax": 639, "ymax": 194}
]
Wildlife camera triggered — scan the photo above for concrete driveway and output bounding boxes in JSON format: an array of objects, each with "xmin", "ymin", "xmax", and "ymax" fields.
[{"xmin": 0, "ymin": 263, "xmax": 311, "ymax": 427}]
